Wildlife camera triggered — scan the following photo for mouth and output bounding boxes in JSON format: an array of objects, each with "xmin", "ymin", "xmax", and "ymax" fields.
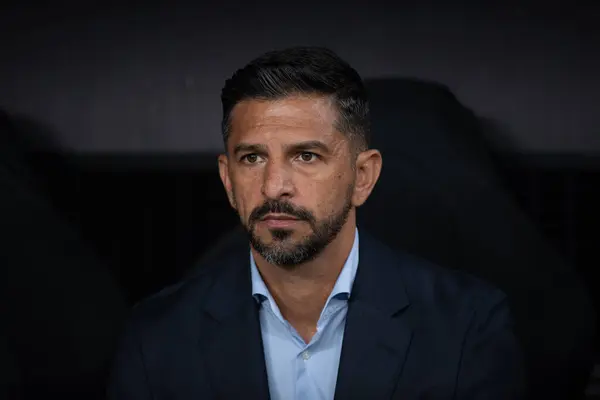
[
  {"xmin": 260, "ymin": 214, "xmax": 302, "ymax": 228},
  {"xmin": 262, "ymin": 213, "xmax": 299, "ymax": 221}
]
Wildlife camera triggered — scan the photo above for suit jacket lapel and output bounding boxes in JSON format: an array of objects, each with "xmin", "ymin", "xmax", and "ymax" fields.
[
  {"xmin": 335, "ymin": 233, "xmax": 413, "ymax": 400},
  {"xmin": 200, "ymin": 242, "xmax": 271, "ymax": 400}
]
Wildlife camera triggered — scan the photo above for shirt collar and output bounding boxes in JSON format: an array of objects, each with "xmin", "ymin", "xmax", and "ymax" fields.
[{"xmin": 250, "ymin": 228, "xmax": 360, "ymax": 303}]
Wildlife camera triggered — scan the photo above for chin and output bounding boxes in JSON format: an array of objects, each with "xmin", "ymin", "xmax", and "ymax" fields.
[{"xmin": 255, "ymin": 230, "xmax": 298, "ymax": 247}]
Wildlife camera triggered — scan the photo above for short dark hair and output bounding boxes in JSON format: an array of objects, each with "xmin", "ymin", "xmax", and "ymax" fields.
[{"xmin": 220, "ymin": 46, "xmax": 370, "ymax": 151}]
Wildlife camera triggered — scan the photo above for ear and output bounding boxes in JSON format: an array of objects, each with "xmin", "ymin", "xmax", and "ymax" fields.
[
  {"xmin": 352, "ymin": 149, "xmax": 382, "ymax": 207},
  {"xmin": 218, "ymin": 154, "xmax": 236, "ymax": 208}
]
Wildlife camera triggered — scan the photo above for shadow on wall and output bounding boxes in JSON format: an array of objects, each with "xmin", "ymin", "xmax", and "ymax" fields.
[
  {"xmin": 0, "ymin": 109, "xmax": 128, "ymax": 399},
  {"xmin": 360, "ymin": 77, "xmax": 596, "ymax": 400},
  {"xmin": 478, "ymin": 116, "xmax": 522, "ymax": 153},
  {"xmin": 0, "ymin": 110, "xmax": 80, "ymax": 204}
]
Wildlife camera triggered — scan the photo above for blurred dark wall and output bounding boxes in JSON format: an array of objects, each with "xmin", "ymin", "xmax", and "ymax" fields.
[{"xmin": 0, "ymin": 1, "xmax": 599, "ymax": 153}]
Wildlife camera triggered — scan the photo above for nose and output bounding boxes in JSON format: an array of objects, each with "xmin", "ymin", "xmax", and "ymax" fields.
[{"xmin": 261, "ymin": 161, "xmax": 294, "ymax": 200}]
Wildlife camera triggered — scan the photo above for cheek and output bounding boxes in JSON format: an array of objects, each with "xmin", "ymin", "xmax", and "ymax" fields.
[
  {"xmin": 309, "ymin": 174, "xmax": 352, "ymax": 216},
  {"xmin": 231, "ymin": 177, "xmax": 262, "ymax": 216}
]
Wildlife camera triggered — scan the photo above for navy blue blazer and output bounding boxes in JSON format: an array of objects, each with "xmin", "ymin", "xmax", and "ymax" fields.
[{"xmin": 107, "ymin": 232, "xmax": 525, "ymax": 399}]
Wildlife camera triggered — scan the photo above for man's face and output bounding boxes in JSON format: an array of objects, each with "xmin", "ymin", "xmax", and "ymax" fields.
[{"xmin": 218, "ymin": 96, "xmax": 358, "ymax": 267}]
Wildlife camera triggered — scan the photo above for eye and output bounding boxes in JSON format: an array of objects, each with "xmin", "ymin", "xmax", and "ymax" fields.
[
  {"xmin": 298, "ymin": 152, "xmax": 318, "ymax": 163},
  {"xmin": 241, "ymin": 154, "xmax": 260, "ymax": 164}
]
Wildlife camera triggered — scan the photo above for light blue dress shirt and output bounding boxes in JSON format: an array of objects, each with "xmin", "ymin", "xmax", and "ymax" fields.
[{"xmin": 250, "ymin": 229, "xmax": 360, "ymax": 400}]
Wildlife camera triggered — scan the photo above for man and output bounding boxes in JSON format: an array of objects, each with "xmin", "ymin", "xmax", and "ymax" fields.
[{"xmin": 107, "ymin": 47, "xmax": 524, "ymax": 399}]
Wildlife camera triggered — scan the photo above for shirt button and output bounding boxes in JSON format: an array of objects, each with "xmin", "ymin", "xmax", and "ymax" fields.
[{"xmin": 302, "ymin": 350, "xmax": 310, "ymax": 360}]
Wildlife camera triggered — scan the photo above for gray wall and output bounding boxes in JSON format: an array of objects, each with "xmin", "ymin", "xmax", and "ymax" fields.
[{"xmin": 1, "ymin": 2, "xmax": 598, "ymax": 153}]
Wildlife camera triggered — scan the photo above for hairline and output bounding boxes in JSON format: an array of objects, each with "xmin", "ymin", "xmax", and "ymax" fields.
[{"xmin": 222, "ymin": 93, "xmax": 367, "ymax": 154}]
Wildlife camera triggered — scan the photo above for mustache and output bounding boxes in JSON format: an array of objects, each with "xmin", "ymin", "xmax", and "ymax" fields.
[{"xmin": 249, "ymin": 200, "xmax": 314, "ymax": 225}]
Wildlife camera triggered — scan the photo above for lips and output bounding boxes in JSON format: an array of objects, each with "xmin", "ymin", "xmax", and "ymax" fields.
[
  {"xmin": 260, "ymin": 214, "xmax": 301, "ymax": 228},
  {"xmin": 262, "ymin": 214, "xmax": 299, "ymax": 221}
]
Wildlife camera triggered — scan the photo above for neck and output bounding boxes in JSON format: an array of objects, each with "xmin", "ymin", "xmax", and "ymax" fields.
[{"xmin": 252, "ymin": 213, "xmax": 357, "ymax": 336}]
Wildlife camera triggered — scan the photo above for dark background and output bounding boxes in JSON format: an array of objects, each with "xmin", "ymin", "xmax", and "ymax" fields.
[
  {"xmin": 1, "ymin": 2, "xmax": 599, "ymax": 398},
  {"xmin": 1, "ymin": 1, "xmax": 599, "ymax": 153}
]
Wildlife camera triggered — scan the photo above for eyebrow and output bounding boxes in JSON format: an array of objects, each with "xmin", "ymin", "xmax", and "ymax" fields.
[
  {"xmin": 233, "ymin": 140, "xmax": 332, "ymax": 157},
  {"xmin": 233, "ymin": 143, "xmax": 268, "ymax": 156},
  {"xmin": 289, "ymin": 140, "xmax": 331, "ymax": 155}
]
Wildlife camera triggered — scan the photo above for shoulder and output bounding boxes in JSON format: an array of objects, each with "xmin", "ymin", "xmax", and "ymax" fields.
[
  {"xmin": 123, "ymin": 268, "xmax": 216, "ymax": 340},
  {"xmin": 401, "ymin": 251, "xmax": 506, "ymax": 316},
  {"xmin": 130, "ymin": 228, "xmax": 249, "ymax": 324},
  {"xmin": 363, "ymin": 233, "xmax": 507, "ymax": 316},
  {"xmin": 123, "ymin": 242, "xmax": 246, "ymax": 342}
]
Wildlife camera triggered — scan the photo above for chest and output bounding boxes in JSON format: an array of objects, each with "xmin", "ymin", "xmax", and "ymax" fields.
[{"xmin": 258, "ymin": 299, "xmax": 349, "ymax": 400}]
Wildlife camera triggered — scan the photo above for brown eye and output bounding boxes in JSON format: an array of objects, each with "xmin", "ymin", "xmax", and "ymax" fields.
[
  {"xmin": 299, "ymin": 152, "xmax": 316, "ymax": 162},
  {"xmin": 243, "ymin": 154, "xmax": 259, "ymax": 163}
]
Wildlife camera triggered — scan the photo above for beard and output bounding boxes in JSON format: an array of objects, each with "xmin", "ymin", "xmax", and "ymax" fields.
[{"xmin": 237, "ymin": 185, "xmax": 354, "ymax": 268}]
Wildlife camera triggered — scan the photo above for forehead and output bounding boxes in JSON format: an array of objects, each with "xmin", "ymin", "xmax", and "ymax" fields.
[{"xmin": 228, "ymin": 95, "xmax": 342, "ymax": 144}]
